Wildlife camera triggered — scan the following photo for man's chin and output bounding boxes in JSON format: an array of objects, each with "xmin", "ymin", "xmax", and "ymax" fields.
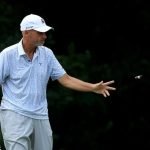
[{"xmin": 35, "ymin": 42, "xmax": 45, "ymax": 47}]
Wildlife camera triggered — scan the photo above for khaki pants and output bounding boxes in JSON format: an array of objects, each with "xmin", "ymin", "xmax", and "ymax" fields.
[{"xmin": 0, "ymin": 109, "xmax": 53, "ymax": 150}]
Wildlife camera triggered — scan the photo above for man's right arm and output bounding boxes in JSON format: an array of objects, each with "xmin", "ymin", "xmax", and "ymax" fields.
[{"xmin": 0, "ymin": 52, "xmax": 10, "ymax": 85}]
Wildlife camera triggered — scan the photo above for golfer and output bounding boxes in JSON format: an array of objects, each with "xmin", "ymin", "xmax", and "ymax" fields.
[{"xmin": 0, "ymin": 14, "xmax": 116, "ymax": 150}]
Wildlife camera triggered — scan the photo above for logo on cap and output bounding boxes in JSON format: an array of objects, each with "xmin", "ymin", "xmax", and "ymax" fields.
[
  {"xmin": 26, "ymin": 26, "xmax": 34, "ymax": 30},
  {"xmin": 41, "ymin": 19, "xmax": 45, "ymax": 24}
]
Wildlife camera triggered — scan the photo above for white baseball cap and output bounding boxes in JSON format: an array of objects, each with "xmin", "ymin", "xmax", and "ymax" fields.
[{"xmin": 20, "ymin": 14, "xmax": 53, "ymax": 32}]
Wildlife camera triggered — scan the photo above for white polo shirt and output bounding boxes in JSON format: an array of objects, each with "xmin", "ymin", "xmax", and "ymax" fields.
[{"xmin": 0, "ymin": 40, "xmax": 66, "ymax": 119}]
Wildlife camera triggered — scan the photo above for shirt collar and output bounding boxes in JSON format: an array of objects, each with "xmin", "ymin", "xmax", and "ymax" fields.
[
  {"xmin": 17, "ymin": 39, "xmax": 39, "ymax": 57},
  {"xmin": 18, "ymin": 39, "xmax": 26, "ymax": 56}
]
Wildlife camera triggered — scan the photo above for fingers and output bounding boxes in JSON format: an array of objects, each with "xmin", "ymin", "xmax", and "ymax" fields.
[
  {"xmin": 97, "ymin": 80, "xmax": 116, "ymax": 97},
  {"xmin": 103, "ymin": 80, "xmax": 115, "ymax": 85},
  {"xmin": 105, "ymin": 90, "xmax": 110, "ymax": 96},
  {"xmin": 99, "ymin": 81, "xmax": 103, "ymax": 84},
  {"xmin": 102, "ymin": 90, "xmax": 110, "ymax": 97},
  {"xmin": 102, "ymin": 80, "xmax": 116, "ymax": 91},
  {"xmin": 106, "ymin": 86, "xmax": 116, "ymax": 90},
  {"xmin": 102, "ymin": 80, "xmax": 116, "ymax": 97}
]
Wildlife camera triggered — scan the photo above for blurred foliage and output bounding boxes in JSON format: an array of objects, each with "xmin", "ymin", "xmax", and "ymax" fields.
[
  {"xmin": 0, "ymin": 0, "xmax": 150, "ymax": 149},
  {"xmin": 0, "ymin": 1, "xmax": 21, "ymax": 51},
  {"xmin": 46, "ymin": 42, "xmax": 150, "ymax": 150},
  {"xmin": 46, "ymin": 42, "xmax": 115, "ymax": 150}
]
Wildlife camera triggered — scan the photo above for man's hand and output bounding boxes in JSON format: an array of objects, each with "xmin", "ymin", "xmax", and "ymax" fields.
[{"xmin": 92, "ymin": 80, "xmax": 116, "ymax": 97}]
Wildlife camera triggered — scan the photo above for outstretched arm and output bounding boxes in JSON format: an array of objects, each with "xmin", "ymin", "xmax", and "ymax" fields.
[{"xmin": 57, "ymin": 73, "xmax": 116, "ymax": 97}]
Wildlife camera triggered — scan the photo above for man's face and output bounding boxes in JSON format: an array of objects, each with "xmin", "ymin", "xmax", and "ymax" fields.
[{"xmin": 28, "ymin": 30, "xmax": 47, "ymax": 47}]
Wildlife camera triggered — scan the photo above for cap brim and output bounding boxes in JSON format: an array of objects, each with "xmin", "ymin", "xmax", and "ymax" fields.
[{"xmin": 34, "ymin": 25, "xmax": 53, "ymax": 32}]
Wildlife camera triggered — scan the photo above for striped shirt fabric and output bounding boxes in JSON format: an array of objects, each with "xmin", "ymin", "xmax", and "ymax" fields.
[{"xmin": 0, "ymin": 40, "xmax": 66, "ymax": 119}]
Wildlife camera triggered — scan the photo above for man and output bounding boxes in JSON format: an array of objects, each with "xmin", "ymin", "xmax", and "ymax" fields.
[{"xmin": 0, "ymin": 14, "xmax": 116, "ymax": 150}]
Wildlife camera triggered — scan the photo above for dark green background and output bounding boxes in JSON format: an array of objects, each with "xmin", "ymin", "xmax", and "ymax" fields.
[{"xmin": 0, "ymin": 0, "xmax": 150, "ymax": 149}]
